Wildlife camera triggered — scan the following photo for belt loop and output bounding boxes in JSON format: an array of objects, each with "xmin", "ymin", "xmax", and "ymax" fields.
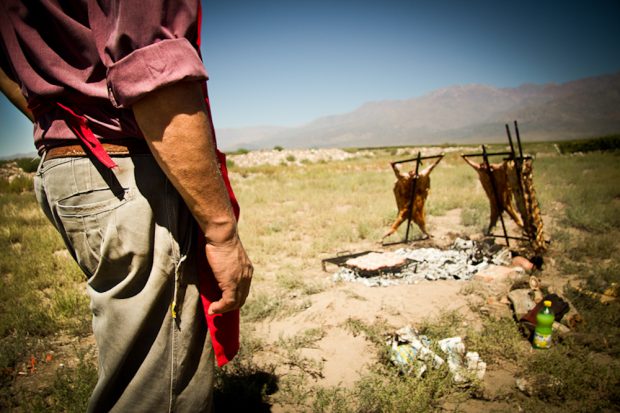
[{"xmin": 36, "ymin": 151, "xmax": 48, "ymax": 176}]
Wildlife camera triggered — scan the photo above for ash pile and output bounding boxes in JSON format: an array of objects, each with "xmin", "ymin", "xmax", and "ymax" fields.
[{"xmin": 332, "ymin": 238, "xmax": 512, "ymax": 287}]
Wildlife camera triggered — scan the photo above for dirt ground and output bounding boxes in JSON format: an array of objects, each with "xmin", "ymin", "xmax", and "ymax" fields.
[
  {"xmin": 249, "ymin": 208, "xmax": 546, "ymax": 411},
  {"xmin": 11, "ymin": 206, "xmax": 558, "ymax": 411}
]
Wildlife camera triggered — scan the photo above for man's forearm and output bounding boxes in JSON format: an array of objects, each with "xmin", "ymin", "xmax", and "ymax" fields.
[
  {"xmin": 0, "ymin": 66, "xmax": 34, "ymax": 122},
  {"xmin": 133, "ymin": 80, "xmax": 252, "ymax": 315},
  {"xmin": 132, "ymin": 81, "xmax": 236, "ymax": 244}
]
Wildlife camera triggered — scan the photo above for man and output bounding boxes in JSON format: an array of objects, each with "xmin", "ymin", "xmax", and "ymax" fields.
[{"xmin": 0, "ymin": 1, "xmax": 252, "ymax": 411}]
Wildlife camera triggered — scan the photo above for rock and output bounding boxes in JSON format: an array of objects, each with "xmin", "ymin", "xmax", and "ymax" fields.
[
  {"xmin": 517, "ymin": 375, "xmax": 562, "ymax": 397},
  {"xmin": 453, "ymin": 238, "xmax": 475, "ymax": 250},
  {"xmin": 492, "ymin": 249, "xmax": 513, "ymax": 266},
  {"xmin": 482, "ymin": 296, "xmax": 513, "ymax": 319},
  {"xmin": 507, "ymin": 289, "xmax": 536, "ymax": 320},
  {"xmin": 511, "ymin": 256, "xmax": 534, "ymax": 272},
  {"xmin": 473, "ymin": 265, "xmax": 520, "ymax": 284},
  {"xmin": 558, "ymin": 295, "xmax": 584, "ymax": 328},
  {"xmin": 553, "ymin": 321, "xmax": 571, "ymax": 337},
  {"xmin": 532, "ymin": 289, "xmax": 544, "ymax": 304},
  {"xmin": 499, "ymin": 296, "xmax": 511, "ymax": 305},
  {"xmin": 516, "ymin": 377, "xmax": 534, "ymax": 396},
  {"xmin": 604, "ymin": 283, "xmax": 619, "ymax": 298}
]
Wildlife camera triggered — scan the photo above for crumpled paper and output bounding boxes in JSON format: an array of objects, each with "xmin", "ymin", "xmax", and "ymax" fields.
[{"xmin": 388, "ymin": 325, "xmax": 486, "ymax": 384}]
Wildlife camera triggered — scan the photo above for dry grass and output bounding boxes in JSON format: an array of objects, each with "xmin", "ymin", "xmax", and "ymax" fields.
[{"xmin": 1, "ymin": 142, "xmax": 619, "ymax": 411}]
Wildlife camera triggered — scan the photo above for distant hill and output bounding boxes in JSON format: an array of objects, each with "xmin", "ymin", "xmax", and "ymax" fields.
[
  {"xmin": 216, "ymin": 71, "xmax": 620, "ymax": 150},
  {"xmin": 0, "ymin": 151, "xmax": 38, "ymax": 161}
]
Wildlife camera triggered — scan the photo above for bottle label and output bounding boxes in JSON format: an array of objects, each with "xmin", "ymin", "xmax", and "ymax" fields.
[{"xmin": 533, "ymin": 332, "xmax": 552, "ymax": 349}]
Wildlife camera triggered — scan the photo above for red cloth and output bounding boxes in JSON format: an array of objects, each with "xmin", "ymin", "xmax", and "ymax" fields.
[
  {"xmin": 27, "ymin": 98, "xmax": 118, "ymax": 169},
  {"xmin": 195, "ymin": 91, "xmax": 241, "ymax": 368},
  {"xmin": 195, "ymin": 2, "xmax": 241, "ymax": 367},
  {"xmin": 197, "ymin": 234, "xmax": 240, "ymax": 367},
  {"xmin": 54, "ymin": 103, "xmax": 118, "ymax": 169}
]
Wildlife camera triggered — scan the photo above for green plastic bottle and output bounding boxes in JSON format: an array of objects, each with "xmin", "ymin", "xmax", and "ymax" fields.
[{"xmin": 532, "ymin": 300, "xmax": 554, "ymax": 349}]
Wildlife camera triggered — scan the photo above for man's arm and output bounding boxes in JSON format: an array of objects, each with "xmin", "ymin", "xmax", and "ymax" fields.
[
  {"xmin": 132, "ymin": 80, "xmax": 252, "ymax": 315},
  {"xmin": 0, "ymin": 66, "xmax": 33, "ymax": 121}
]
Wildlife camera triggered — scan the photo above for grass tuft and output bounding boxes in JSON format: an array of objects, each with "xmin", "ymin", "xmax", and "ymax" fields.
[
  {"xmin": 521, "ymin": 344, "xmax": 620, "ymax": 411},
  {"xmin": 2, "ymin": 144, "xmax": 620, "ymax": 411},
  {"xmin": 16, "ymin": 349, "xmax": 98, "ymax": 413},
  {"xmin": 466, "ymin": 316, "xmax": 527, "ymax": 363}
]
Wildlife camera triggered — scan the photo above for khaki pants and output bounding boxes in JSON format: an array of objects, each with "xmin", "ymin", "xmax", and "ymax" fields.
[{"xmin": 35, "ymin": 155, "xmax": 214, "ymax": 412}]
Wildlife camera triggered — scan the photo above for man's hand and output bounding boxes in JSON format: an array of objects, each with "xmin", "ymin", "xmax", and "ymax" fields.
[
  {"xmin": 206, "ymin": 235, "xmax": 253, "ymax": 315},
  {"xmin": 133, "ymin": 81, "xmax": 253, "ymax": 314}
]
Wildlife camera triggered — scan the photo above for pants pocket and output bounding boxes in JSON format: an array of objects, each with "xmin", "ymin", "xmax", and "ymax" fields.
[{"xmin": 56, "ymin": 187, "xmax": 133, "ymax": 277}]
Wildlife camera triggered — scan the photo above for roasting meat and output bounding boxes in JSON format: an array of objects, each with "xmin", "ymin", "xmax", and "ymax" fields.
[
  {"xmin": 461, "ymin": 156, "xmax": 523, "ymax": 234},
  {"xmin": 383, "ymin": 156, "xmax": 443, "ymax": 240}
]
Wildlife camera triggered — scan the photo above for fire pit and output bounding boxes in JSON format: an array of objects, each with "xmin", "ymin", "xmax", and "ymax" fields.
[{"xmin": 332, "ymin": 238, "xmax": 512, "ymax": 287}]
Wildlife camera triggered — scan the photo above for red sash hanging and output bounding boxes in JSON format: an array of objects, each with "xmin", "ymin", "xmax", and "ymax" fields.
[
  {"xmin": 28, "ymin": 99, "xmax": 118, "ymax": 169},
  {"xmin": 195, "ymin": 2, "xmax": 241, "ymax": 367},
  {"xmin": 195, "ymin": 85, "xmax": 242, "ymax": 367}
]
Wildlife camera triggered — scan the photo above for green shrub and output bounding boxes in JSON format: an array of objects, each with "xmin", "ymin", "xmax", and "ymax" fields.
[
  {"xmin": 16, "ymin": 157, "xmax": 41, "ymax": 173},
  {"xmin": 521, "ymin": 344, "xmax": 620, "ymax": 411},
  {"xmin": 557, "ymin": 135, "xmax": 620, "ymax": 154},
  {"xmin": 0, "ymin": 175, "xmax": 34, "ymax": 194}
]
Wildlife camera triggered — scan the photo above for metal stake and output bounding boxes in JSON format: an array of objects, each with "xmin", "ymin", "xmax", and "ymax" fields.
[
  {"xmin": 514, "ymin": 120, "xmax": 525, "ymax": 160},
  {"xmin": 506, "ymin": 123, "xmax": 527, "ymax": 212},
  {"xmin": 506, "ymin": 123, "xmax": 516, "ymax": 159}
]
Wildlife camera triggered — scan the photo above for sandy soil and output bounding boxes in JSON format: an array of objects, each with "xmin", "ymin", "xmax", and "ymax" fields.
[
  {"xmin": 256, "ymin": 278, "xmax": 473, "ymax": 388},
  {"xmin": 250, "ymin": 209, "xmax": 537, "ymax": 411},
  {"xmin": 12, "ymin": 206, "xmax": 541, "ymax": 411}
]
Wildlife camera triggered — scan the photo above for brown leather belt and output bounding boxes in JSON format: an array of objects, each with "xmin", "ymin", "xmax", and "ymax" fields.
[{"xmin": 44, "ymin": 140, "xmax": 151, "ymax": 161}]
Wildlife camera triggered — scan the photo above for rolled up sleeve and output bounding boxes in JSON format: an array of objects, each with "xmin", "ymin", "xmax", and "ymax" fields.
[
  {"xmin": 89, "ymin": 0, "xmax": 207, "ymax": 108},
  {"xmin": 107, "ymin": 38, "xmax": 207, "ymax": 107}
]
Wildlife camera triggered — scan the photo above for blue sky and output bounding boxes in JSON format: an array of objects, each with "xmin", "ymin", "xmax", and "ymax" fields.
[{"xmin": 1, "ymin": 0, "xmax": 619, "ymax": 157}]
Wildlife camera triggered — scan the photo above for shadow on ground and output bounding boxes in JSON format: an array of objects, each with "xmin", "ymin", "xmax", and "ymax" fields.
[{"xmin": 214, "ymin": 369, "xmax": 279, "ymax": 412}]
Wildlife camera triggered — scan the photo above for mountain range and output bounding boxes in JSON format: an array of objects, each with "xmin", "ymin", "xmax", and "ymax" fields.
[{"xmin": 216, "ymin": 71, "xmax": 620, "ymax": 150}]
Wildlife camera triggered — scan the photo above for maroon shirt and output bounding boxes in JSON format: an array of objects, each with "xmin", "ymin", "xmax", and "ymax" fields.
[{"xmin": 0, "ymin": 0, "xmax": 208, "ymax": 153}]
